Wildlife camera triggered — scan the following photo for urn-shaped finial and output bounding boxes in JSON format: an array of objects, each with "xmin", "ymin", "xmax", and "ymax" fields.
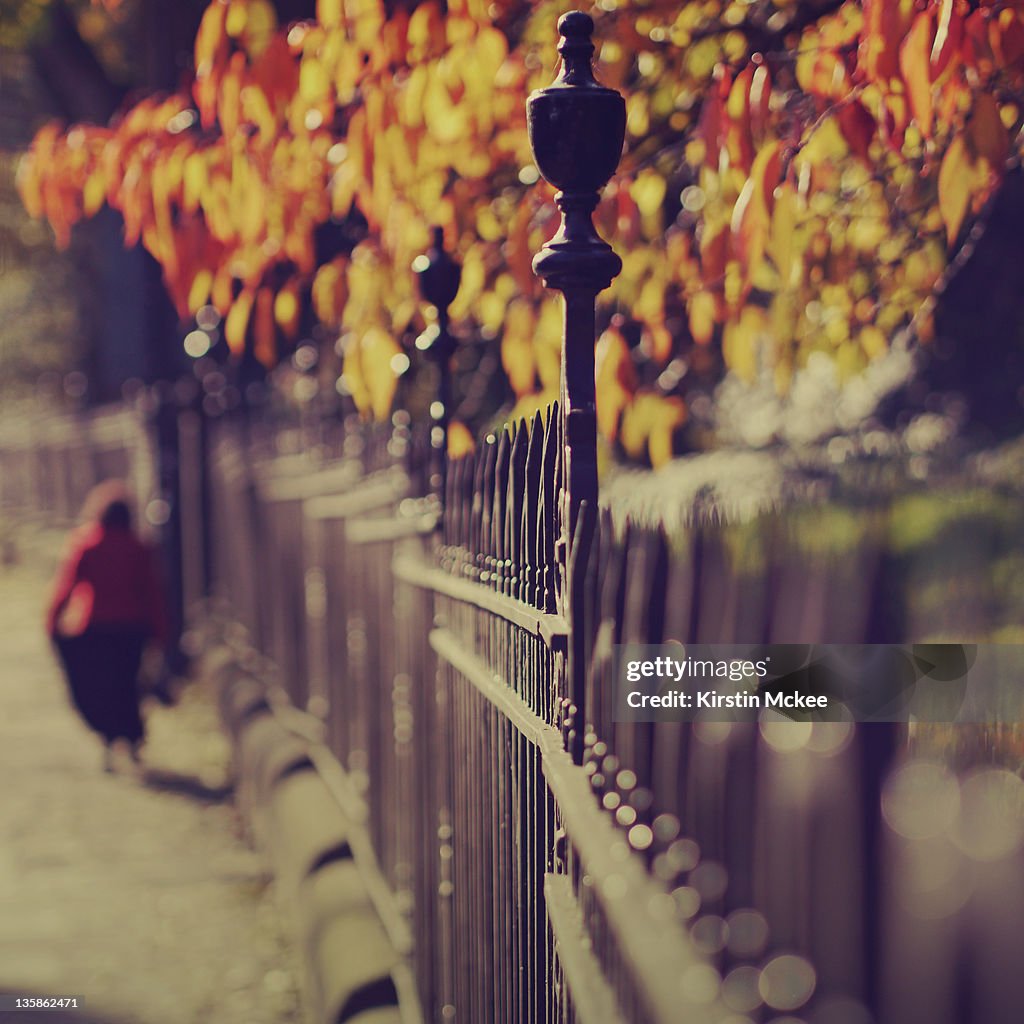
[
  {"xmin": 526, "ymin": 12, "xmax": 625, "ymax": 199},
  {"xmin": 527, "ymin": 12, "xmax": 624, "ymax": 293},
  {"xmin": 414, "ymin": 226, "xmax": 461, "ymax": 315}
]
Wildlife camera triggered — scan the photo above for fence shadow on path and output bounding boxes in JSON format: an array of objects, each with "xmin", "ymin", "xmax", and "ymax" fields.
[{"xmin": 138, "ymin": 765, "xmax": 234, "ymax": 805}]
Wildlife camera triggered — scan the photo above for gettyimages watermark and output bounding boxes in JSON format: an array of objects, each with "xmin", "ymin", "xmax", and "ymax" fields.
[{"xmin": 614, "ymin": 643, "xmax": 1024, "ymax": 723}]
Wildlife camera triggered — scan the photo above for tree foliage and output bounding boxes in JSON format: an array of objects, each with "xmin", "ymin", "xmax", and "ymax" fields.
[{"xmin": 16, "ymin": 0, "xmax": 1024, "ymax": 463}]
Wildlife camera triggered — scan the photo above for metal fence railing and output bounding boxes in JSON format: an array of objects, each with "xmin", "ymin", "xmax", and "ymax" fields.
[
  {"xmin": 208, "ymin": 408, "xmax": 737, "ymax": 1024},
  {"xmin": 200, "ymin": 401, "xmax": 1024, "ymax": 1024},
  {"xmin": 5, "ymin": 396, "xmax": 1023, "ymax": 1023}
]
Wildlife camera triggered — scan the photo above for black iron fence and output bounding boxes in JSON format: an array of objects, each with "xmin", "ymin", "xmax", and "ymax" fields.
[
  {"xmin": 4, "ymin": 396, "xmax": 1024, "ymax": 1022},
  {"xmin": 193, "ymin": 364, "xmax": 1024, "ymax": 1024}
]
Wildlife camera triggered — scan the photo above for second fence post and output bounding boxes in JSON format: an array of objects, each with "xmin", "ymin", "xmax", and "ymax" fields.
[{"xmin": 414, "ymin": 225, "xmax": 461, "ymax": 507}]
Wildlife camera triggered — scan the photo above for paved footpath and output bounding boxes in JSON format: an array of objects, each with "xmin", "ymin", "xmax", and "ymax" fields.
[{"xmin": 0, "ymin": 529, "xmax": 303, "ymax": 1024}]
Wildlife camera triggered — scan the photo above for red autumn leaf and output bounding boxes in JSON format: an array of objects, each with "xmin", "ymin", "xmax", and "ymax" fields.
[
  {"xmin": 699, "ymin": 221, "xmax": 730, "ymax": 282},
  {"xmin": 969, "ymin": 93, "xmax": 1009, "ymax": 172},
  {"xmin": 990, "ymin": 9, "xmax": 1024, "ymax": 68},
  {"xmin": 838, "ymin": 100, "xmax": 876, "ymax": 160},
  {"xmin": 859, "ymin": 0, "xmax": 912, "ymax": 81},
  {"xmin": 962, "ymin": 10, "xmax": 994, "ymax": 70},
  {"xmin": 251, "ymin": 35, "xmax": 299, "ymax": 115},
  {"xmin": 698, "ymin": 66, "xmax": 729, "ymax": 170}
]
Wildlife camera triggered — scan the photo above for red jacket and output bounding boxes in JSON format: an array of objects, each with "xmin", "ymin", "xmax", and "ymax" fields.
[{"xmin": 47, "ymin": 523, "xmax": 167, "ymax": 646}]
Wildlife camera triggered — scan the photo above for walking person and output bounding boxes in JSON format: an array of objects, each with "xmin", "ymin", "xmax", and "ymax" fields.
[{"xmin": 47, "ymin": 481, "xmax": 167, "ymax": 771}]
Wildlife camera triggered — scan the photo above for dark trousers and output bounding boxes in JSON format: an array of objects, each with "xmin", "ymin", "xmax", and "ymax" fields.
[{"xmin": 54, "ymin": 626, "xmax": 147, "ymax": 744}]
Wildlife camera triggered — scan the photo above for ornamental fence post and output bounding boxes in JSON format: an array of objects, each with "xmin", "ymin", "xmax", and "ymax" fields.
[
  {"xmin": 528, "ymin": 10, "xmax": 624, "ymax": 553},
  {"xmin": 528, "ymin": 11, "xmax": 625, "ymax": 762}
]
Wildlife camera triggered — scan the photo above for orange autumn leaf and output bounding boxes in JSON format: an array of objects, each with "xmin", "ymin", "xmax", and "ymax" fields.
[
  {"xmin": 253, "ymin": 287, "xmax": 277, "ymax": 366},
  {"xmin": 899, "ymin": 13, "xmax": 934, "ymax": 138}
]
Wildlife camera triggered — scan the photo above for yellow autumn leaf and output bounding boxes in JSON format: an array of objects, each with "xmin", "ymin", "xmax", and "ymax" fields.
[
  {"xmin": 688, "ymin": 290, "xmax": 716, "ymax": 345},
  {"xmin": 187, "ymin": 269, "xmax": 213, "ymax": 313},
  {"xmin": 797, "ymin": 117, "xmax": 848, "ymax": 167},
  {"xmin": 722, "ymin": 306, "xmax": 768, "ymax": 382},
  {"xmin": 225, "ymin": 1, "xmax": 248, "ymax": 39},
  {"xmin": 447, "ymin": 419, "xmax": 475, "ymax": 458},
  {"xmin": 317, "ymin": 0, "xmax": 343, "ymax": 28},
  {"xmin": 362, "ymin": 325, "xmax": 402, "ymax": 420},
  {"xmin": 299, "ymin": 57, "xmax": 330, "ymax": 106},
  {"xmin": 407, "ymin": 1, "xmax": 444, "ymax": 59},
  {"xmin": 938, "ymin": 136, "xmax": 971, "ymax": 245},
  {"xmin": 533, "ymin": 297, "xmax": 562, "ymax": 392},
  {"xmin": 620, "ymin": 394, "xmax": 686, "ymax": 467},
  {"xmin": 82, "ymin": 170, "xmax": 106, "ymax": 216},
  {"xmin": 731, "ymin": 141, "xmax": 781, "ymax": 283},
  {"xmin": 242, "ymin": 0, "xmax": 277, "ymax": 58},
  {"xmin": 630, "ymin": 170, "xmax": 667, "ymax": 217},
  {"xmin": 501, "ymin": 298, "xmax": 537, "ymax": 398},
  {"xmin": 859, "ymin": 326, "xmax": 888, "ymax": 360},
  {"xmin": 594, "ymin": 324, "xmax": 636, "ymax": 442},
  {"xmin": 225, "ymin": 288, "xmax": 255, "ymax": 354},
  {"xmin": 274, "ymin": 283, "xmax": 301, "ymax": 339},
  {"xmin": 183, "ymin": 153, "xmax": 206, "ymax": 213},
  {"xmin": 767, "ymin": 182, "xmax": 798, "ymax": 284},
  {"xmin": 312, "ymin": 260, "xmax": 347, "ymax": 325},
  {"xmin": 508, "ymin": 389, "xmax": 558, "ymax": 427}
]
